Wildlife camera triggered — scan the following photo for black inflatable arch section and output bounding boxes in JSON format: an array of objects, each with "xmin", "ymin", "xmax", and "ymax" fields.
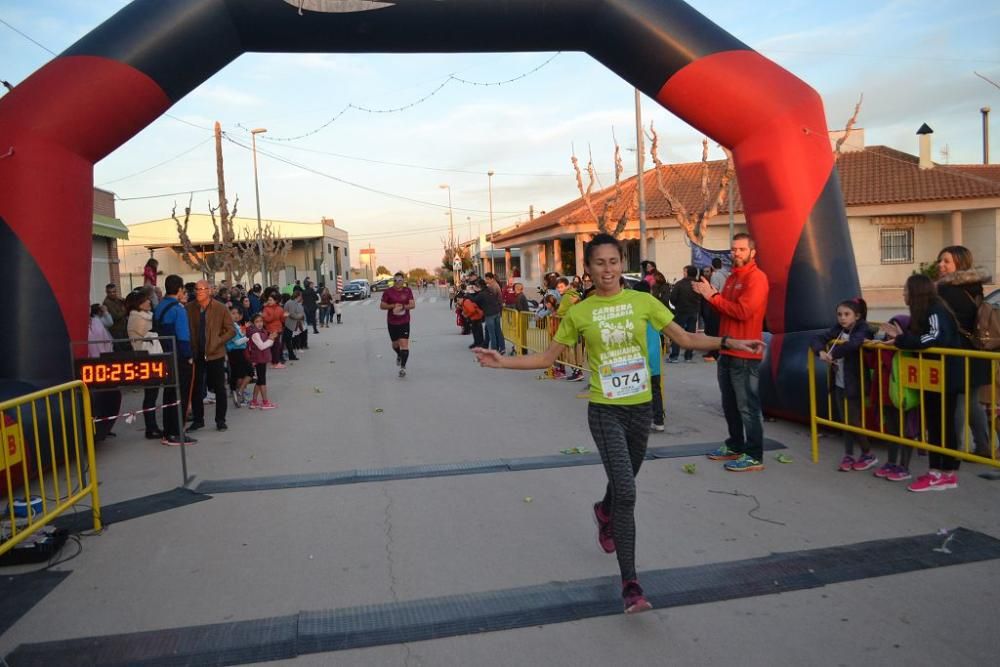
[{"xmin": 0, "ymin": 0, "xmax": 859, "ymax": 416}]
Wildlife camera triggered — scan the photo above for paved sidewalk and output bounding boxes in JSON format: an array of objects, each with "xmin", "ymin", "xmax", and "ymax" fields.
[{"xmin": 2, "ymin": 296, "xmax": 999, "ymax": 666}]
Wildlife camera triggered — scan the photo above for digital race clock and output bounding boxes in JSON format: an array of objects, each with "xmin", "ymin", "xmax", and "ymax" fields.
[{"xmin": 74, "ymin": 352, "xmax": 176, "ymax": 388}]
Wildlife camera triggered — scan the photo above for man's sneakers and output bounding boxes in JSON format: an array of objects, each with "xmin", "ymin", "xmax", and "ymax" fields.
[
  {"xmin": 622, "ymin": 579, "xmax": 652, "ymax": 614},
  {"xmin": 724, "ymin": 454, "xmax": 764, "ymax": 472},
  {"xmin": 399, "ymin": 368, "xmax": 407, "ymax": 378},
  {"xmin": 593, "ymin": 502, "xmax": 615, "ymax": 554},
  {"xmin": 706, "ymin": 445, "xmax": 740, "ymax": 461},
  {"xmin": 907, "ymin": 471, "xmax": 958, "ymax": 492},
  {"xmin": 161, "ymin": 434, "xmax": 197, "ymax": 446},
  {"xmin": 248, "ymin": 400, "xmax": 260, "ymax": 410},
  {"xmin": 260, "ymin": 401, "xmax": 278, "ymax": 410},
  {"xmin": 650, "ymin": 422, "xmax": 665, "ymax": 432},
  {"xmin": 187, "ymin": 420, "xmax": 206, "ymax": 431},
  {"xmin": 231, "ymin": 389, "xmax": 243, "ymax": 408}
]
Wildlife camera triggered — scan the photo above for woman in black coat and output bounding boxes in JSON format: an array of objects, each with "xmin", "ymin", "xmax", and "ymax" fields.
[
  {"xmin": 884, "ymin": 274, "xmax": 965, "ymax": 491},
  {"xmin": 936, "ymin": 245, "xmax": 992, "ymax": 457}
]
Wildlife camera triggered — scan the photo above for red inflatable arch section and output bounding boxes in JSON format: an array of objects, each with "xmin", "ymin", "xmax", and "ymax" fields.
[{"xmin": 0, "ymin": 0, "xmax": 859, "ymax": 416}]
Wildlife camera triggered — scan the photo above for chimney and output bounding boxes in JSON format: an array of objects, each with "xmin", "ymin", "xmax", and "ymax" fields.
[
  {"xmin": 982, "ymin": 107, "xmax": 991, "ymax": 165},
  {"xmin": 917, "ymin": 123, "xmax": 934, "ymax": 169}
]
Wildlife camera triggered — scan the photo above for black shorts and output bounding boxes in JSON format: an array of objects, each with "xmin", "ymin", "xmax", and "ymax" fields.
[{"xmin": 388, "ymin": 323, "xmax": 410, "ymax": 342}]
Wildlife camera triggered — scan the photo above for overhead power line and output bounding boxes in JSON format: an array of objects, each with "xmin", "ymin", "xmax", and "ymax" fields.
[
  {"xmin": 240, "ymin": 52, "xmax": 562, "ymax": 142},
  {"xmin": 222, "ymin": 134, "xmax": 527, "ymax": 216}
]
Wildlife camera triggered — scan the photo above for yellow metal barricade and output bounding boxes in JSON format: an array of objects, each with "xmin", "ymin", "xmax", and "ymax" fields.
[
  {"xmin": 501, "ymin": 308, "xmax": 528, "ymax": 352},
  {"xmin": 808, "ymin": 342, "xmax": 1000, "ymax": 468},
  {"xmin": 1, "ymin": 381, "xmax": 102, "ymax": 556}
]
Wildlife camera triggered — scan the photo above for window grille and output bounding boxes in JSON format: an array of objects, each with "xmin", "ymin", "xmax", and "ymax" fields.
[{"xmin": 880, "ymin": 227, "xmax": 913, "ymax": 265}]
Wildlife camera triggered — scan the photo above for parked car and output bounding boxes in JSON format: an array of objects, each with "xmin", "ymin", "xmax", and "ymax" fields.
[
  {"xmin": 349, "ymin": 279, "xmax": 371, "ymax": 298},
  {"xmin": 371, "ymin": 278, "xmax": 392, "ymax": 292},
  {"xmin": 986, "ymin": 288, "xmax": 1000, "ymax": 308},
  {"xmin": 343, "ymin": 281, "xmax": 368, "ymax": 300}
]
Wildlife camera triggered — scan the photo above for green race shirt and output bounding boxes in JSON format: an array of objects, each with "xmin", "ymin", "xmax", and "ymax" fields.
[{"xmin": 553, "ymin": 289, "xmax": 674, "ymax": 405}]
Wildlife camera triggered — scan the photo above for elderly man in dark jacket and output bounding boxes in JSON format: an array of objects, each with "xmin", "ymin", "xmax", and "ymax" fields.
[{"xmin": 187, "ymin": 280, "xmax": 236, "ymax": 431}]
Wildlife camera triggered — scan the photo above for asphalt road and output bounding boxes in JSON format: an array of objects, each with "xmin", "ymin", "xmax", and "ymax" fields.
[{"xmin": 3, "ymin": 293, "xmax": 999, "ymax": 666}]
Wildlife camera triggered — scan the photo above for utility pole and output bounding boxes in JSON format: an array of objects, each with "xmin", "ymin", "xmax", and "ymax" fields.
[
  {"xmin": 251, "ymin": 127, "xmax": 268, "ymax": 285},
  {"xmin": 214, "ymin": 122, "xmax": 232, "ymax": 286},
  {"xmin": 634, "ymin": 88, "xmax": 648, "ymax": 261},
  {"xmin": 487, "ymin": 171, "xmax": 495, "ymax": 273}
]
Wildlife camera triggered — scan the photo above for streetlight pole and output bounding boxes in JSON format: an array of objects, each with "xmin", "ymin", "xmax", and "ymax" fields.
[
  {"xmin": 634, "ymin": 89, "xmax": 647, "ymax": 262},
  {"xmin": 439, "ymin": 184, "xmax": 454, "ymax": 247},
  {"xmin": 487, "ymin": 170, "xmax": 495, "ymax": 273},
  {"xmin": 251, "ymin": 127, "xmax": 268, "ymax": 285}
]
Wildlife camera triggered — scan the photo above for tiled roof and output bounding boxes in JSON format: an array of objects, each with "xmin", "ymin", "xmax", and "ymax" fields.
[
  {"xmin": 493, "ymin": 146, "xmax": 1000, "ymax": 243},
  {"xmin": 945, "ymin": 163, "xmax": 1000, "ymax": 184},
  {"xmin": 838, "ymin": 147, "xmax": 1000, "ymax": 205}
]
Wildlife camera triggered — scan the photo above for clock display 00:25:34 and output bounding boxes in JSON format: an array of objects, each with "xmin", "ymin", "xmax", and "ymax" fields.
[{"xmin": 77, "ymin": 359, "xmax": 171, "ymax": 386}]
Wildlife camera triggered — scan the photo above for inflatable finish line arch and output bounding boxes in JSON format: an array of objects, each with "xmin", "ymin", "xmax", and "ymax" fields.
[{"xmin": 0, "ymin": 0, "xmax": 859, "ymax": 417}]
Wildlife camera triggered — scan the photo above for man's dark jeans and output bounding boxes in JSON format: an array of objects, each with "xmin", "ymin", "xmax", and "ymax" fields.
[
  {"xmin": 669, "ymin": 313, "xmax": 699, "ymax": 360},
  {"xmin": 484, "ymin": 314, "xmax": 505, "ymax": 353},
  {"xmin": 717, "ymin": 355, "xmax": 764, "ymax": 461},
  {"xmin": 192, "ymin": 357, "xmax": 228, "ymax": 426},
  {"xmin": 162, "ymin": 359, "xmax": 193, "ymax": 437}
]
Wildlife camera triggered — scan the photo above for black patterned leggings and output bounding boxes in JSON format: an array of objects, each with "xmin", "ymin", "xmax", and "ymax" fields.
[{"xmin": 588, "ymin": 401, "xmax": 652, "ymax": 582}]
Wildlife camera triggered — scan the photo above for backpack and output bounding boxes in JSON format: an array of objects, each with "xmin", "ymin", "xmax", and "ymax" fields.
[
  {"xmin": 964, "ymin": 292, "xmax": 1000, "ymax": 351},
  {"xmin": 462, "ymin": 298, "xmax": 483, "ymax": 321},
  {"xmin": 152, "ymin": 300, "xmax": 181, "ymax": 352}
]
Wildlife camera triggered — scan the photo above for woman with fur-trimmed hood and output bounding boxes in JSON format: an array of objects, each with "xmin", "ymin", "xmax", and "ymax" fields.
[{"xmin": 936, "ymin": 245, "xmax": 992, "ymax": 456}]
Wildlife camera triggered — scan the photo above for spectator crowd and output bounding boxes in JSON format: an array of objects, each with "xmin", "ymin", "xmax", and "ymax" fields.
[{"xmin": 89, "ymin": 274, "xmax": 339, "ymax": 446}]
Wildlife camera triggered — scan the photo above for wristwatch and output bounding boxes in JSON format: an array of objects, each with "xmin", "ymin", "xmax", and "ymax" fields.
[{"xmin": 720, "ymin": 335, "xmax": 730, "ymax": 350}]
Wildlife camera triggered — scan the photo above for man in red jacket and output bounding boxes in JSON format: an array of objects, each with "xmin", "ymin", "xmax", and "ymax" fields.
[{"xmin": 693, "ymin": 233, "xmax": 769, "ymax": 472}]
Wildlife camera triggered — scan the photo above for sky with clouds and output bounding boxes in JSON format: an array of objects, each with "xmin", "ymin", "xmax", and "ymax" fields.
[{"xmin": 2, "ymin": 0, "xmax": 999, "ymax": 272}]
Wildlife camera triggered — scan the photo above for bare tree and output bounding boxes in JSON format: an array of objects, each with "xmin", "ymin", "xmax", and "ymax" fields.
[
  {"xmin": 207, "ymin": 195, "xmax": 239, "ymax": 282},
  {"xmin": 647, "ymin": 124, "xmax": 734, "ymax": 246},
  {"xmin": 260, "ymin": 220, "xmax": 292, "ymax": 282},
  {"xmin": 172, "ymin": 195, "xmax": 214, "ymax": 277},
  {"xmin": 834, "ymin": 93, "xmax": 864, "ymax": 159},
  {"xmin": 571, "ymin": 138, "xmax": 635, "ymax": 238}
]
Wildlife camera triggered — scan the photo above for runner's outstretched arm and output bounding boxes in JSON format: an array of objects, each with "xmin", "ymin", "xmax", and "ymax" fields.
[
  {"xmin": 474, "ymin": 342, "xmax": 566, "ymax": 370},
  {"xmin": 661, "ymin": 321, "xmax": 765, "ymax": 355}
]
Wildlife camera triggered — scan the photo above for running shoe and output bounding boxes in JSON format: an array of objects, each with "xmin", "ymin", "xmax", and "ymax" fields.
[
  {"xmin": 873, "ymin": 463, "xmax": 894, "ymax": 478},
  {"xmin": 161, "ymin": 434, "xmax": 197, "ymax": 446},
  {"xmin": 650, "ymin": 422, "xmax": 665, "ymax": 432},
  {"xmin": 272, "ymin": 363, "xmax": 286, "ymax": 369},
  {"xmin": 260, "ymin": 401, "xmax": 278, "ymax": 410},
  {"xmin": 204, "ymin": 392, "xmax": 216, "ymax": 404},
  {"xmin": 707, "ymin": 445, "xmax": 741, "ymax": 461},
  {"xmin": 622, "ymin": 579, "xmax": 652, "ymax": 614},
  {"xmin": 247, "ymin": 400, "xmax": 261, "ymax": 410},
  {"xmin": 838, "ymin": 455, "xmax": 856, "ymax": 472},
  {"xmin": 724, "ymin": 454, "xmax": 764, "ymax": 472},
  {"xmin": 399, "ymin": 368, "xmax": 406, "ymax": 378},
  {"xmin": 593, "ymin": 502, "xmax": 615, "ymax": 554},
  {"xmin": 852, "ymin": 453, "xmax": 879, "ymax": 471},
  {"xmin": 232, "ymin": 390, "xmax": 242, "ymax": 408},
  {"xmin": 886, "ymin": 466, "xmax": 912, "ymax": 482},
  {"xmin": 907, "ymin": 471, "xmax": 957, "ymax": 492}
]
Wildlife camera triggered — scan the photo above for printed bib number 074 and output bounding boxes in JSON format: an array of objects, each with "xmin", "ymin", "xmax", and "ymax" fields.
[{"xmin": 598, "ymin": 358, "xmax": 649, "ymax": 399}]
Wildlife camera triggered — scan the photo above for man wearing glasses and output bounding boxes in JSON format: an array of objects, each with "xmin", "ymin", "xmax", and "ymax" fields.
[{"xmin": 380, "ymin": 272, "xmax": 416, "ymax": 377}]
